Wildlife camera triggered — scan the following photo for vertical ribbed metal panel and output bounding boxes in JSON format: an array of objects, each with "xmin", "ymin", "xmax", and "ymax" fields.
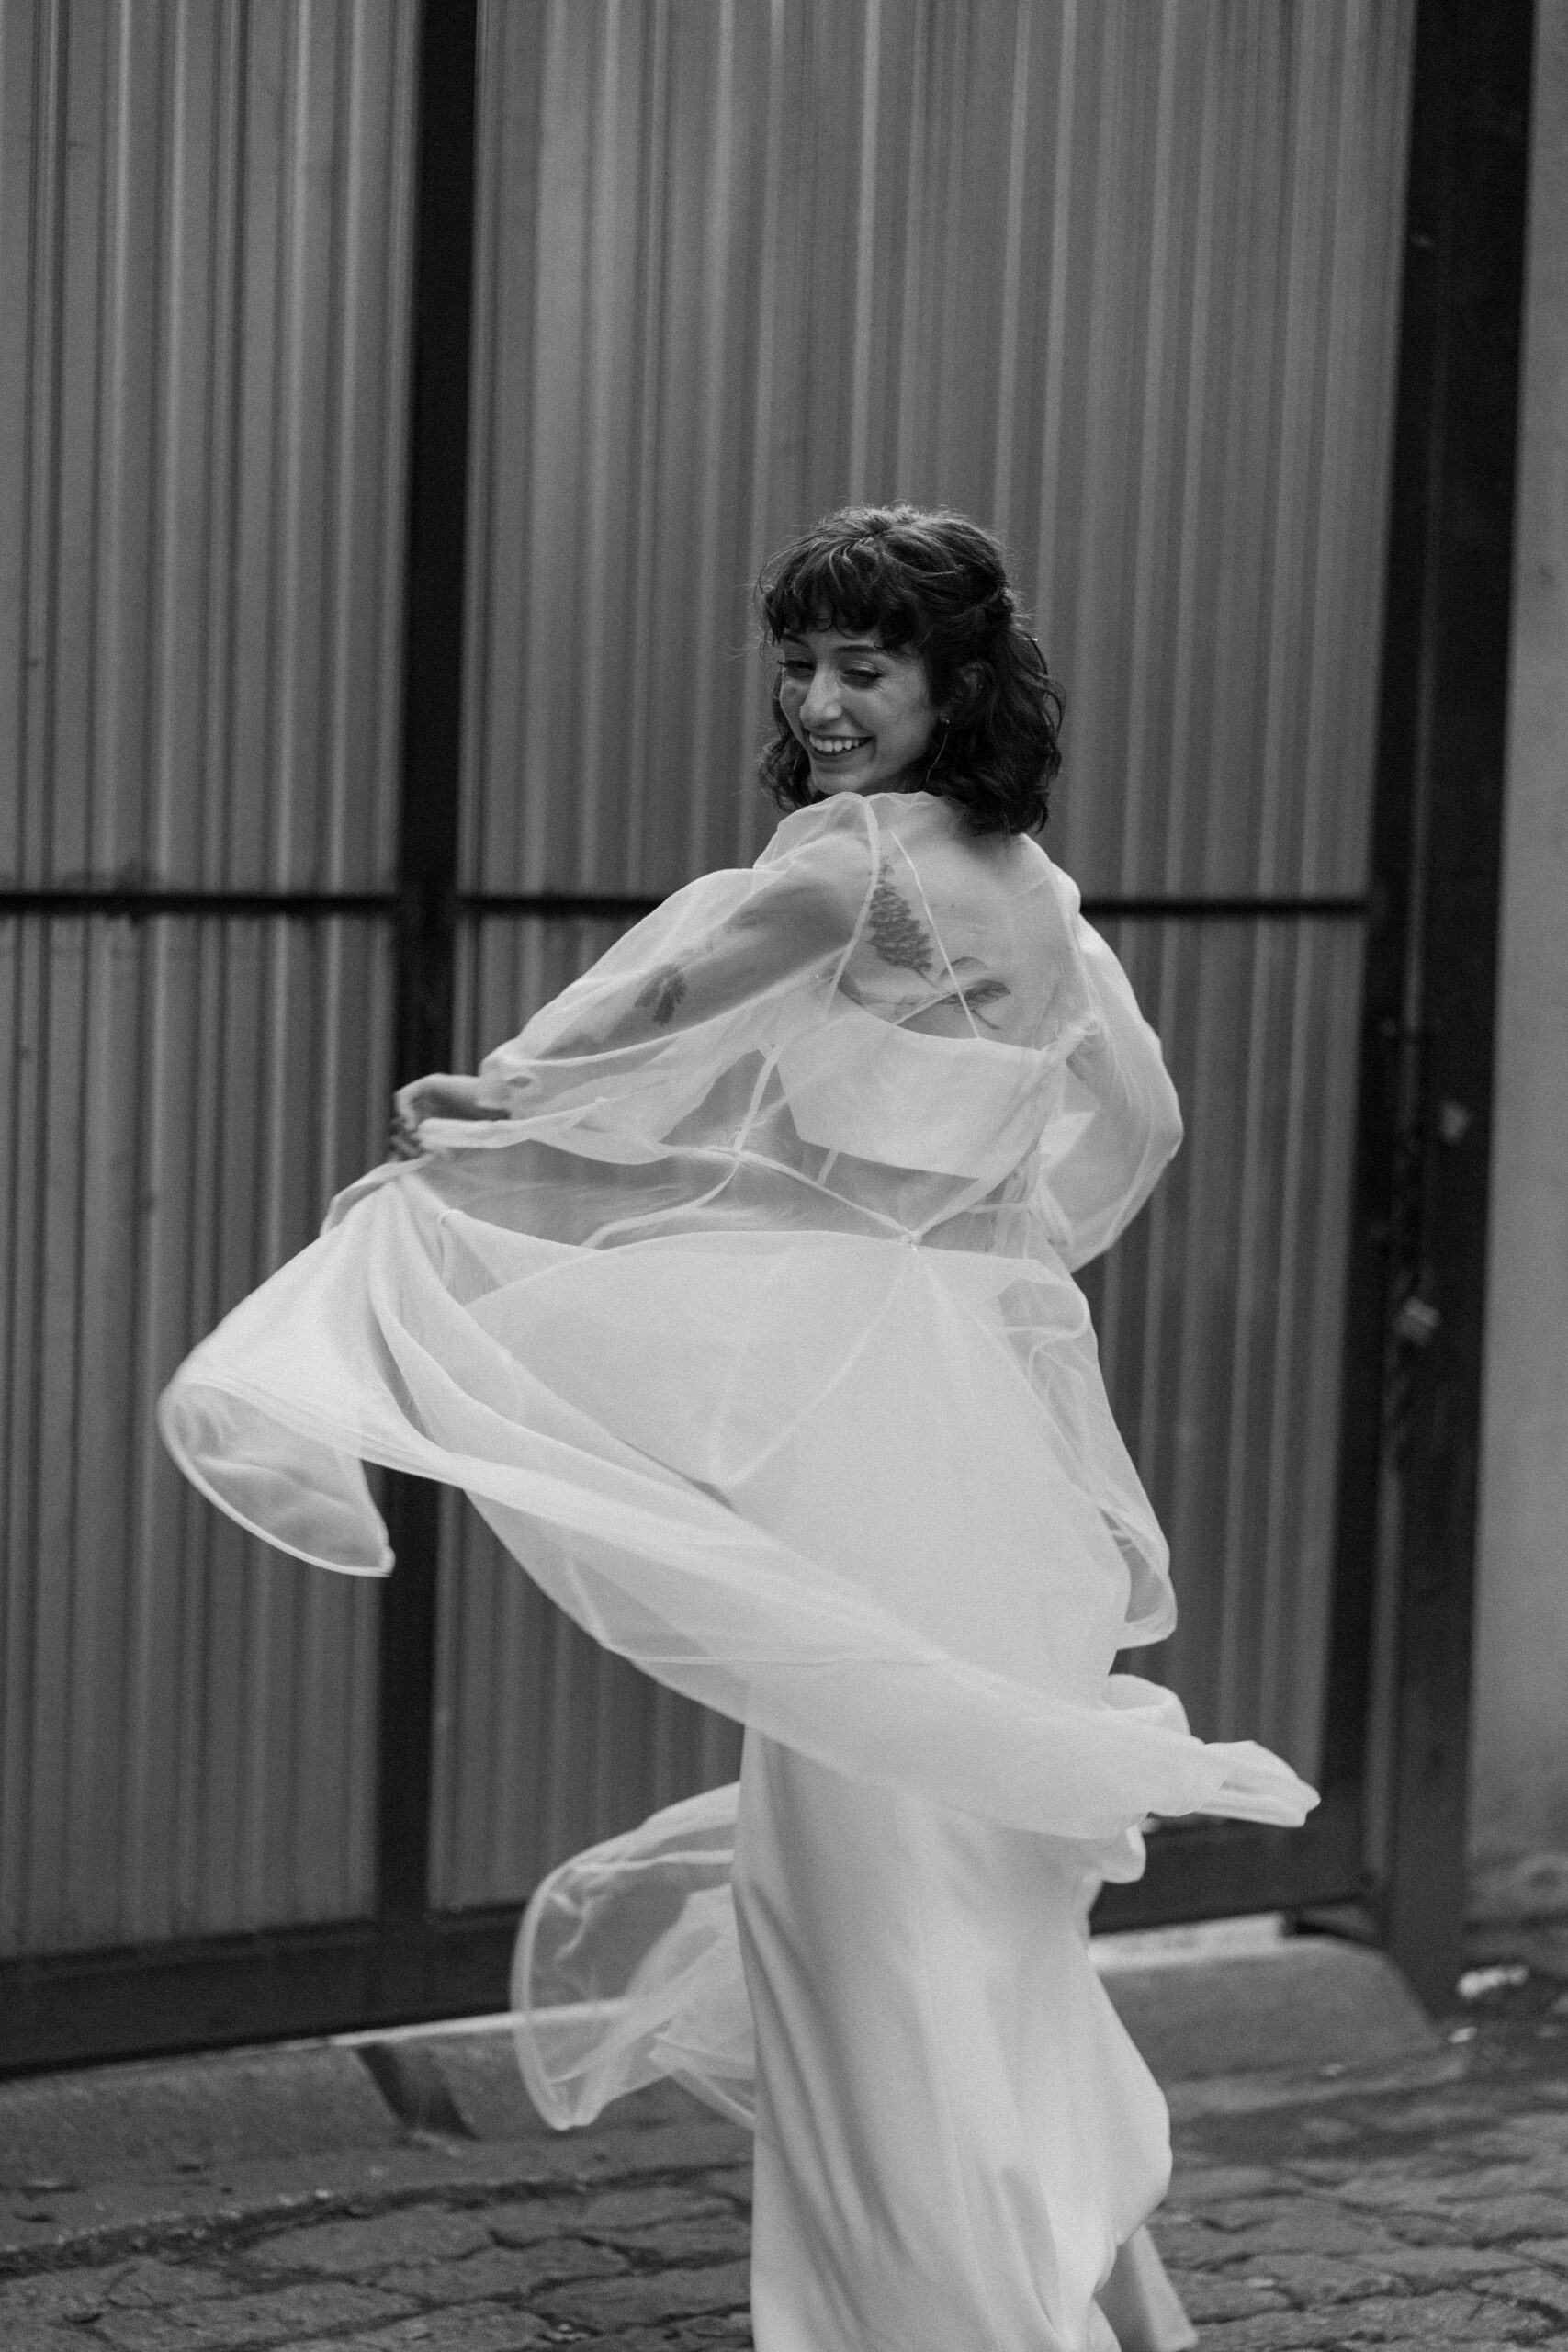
[
  {"xmin": 1081, "ymin": 917, "xmax": 1366, "ymax": 1781},
  {"xmin": 461, "ymin": 0, "xmax": 1413, "ymax": 900},
  {"xmin": 428, "ymin": 915, "xmax": 744, "ymax": 1910},
  {"xmin": 0, "ymin": 913, "xmax": 390, "ymax": 1953},
  {"xmin": 0, "ymin": 0, "xmax": 418, "ymax": 889}
]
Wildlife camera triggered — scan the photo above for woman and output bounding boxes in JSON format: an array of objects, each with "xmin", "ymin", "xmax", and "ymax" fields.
[{"xmin": 162, "ymin": 505, "xmax": 1314, "ymax": 2350}]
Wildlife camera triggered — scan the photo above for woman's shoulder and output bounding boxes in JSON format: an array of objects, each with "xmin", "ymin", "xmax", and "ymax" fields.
[
  {"xmin": 752, "ymin": 790, "xmax": 1084, "ymax": 923},
  {"xmin": 1013, "ymin": 833, "xmax": 1082, "ymax": 915},
  {"xmin": 754, "ymin": 791, "xmax": 876, "ymax": 867},
  {"xmin": 867, "ymin": 792, "xmax": 1077, "ymax": 901},
  {"xmin": 750, "ymin": 794, "xmax": 882, "ymax": 921}
]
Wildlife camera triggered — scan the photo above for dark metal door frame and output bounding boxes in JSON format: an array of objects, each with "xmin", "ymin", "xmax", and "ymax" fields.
[
  {"xmin": 0, "ymin": 0, "xmax": 1535, "ymax": 2070},
  {"xmin": 1104, "ymin": 0, "xmax": 1537, "ymax": 2003},
  {"xmin": 1311, "ymin": 0, "xmax": 1537, "ymax": 2013}
]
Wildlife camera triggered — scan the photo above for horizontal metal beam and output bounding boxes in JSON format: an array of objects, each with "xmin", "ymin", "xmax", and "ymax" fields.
[
  {"xmin": 0, "ymin": 889, "xmax": 401, "ymax": 917},
  {"xmin": 0, "ymin": 888, "xmax": 1369, "ymax": 922},
  {"xmin": 1079, "ymin": 895, "xmax": 1366, "ymax": 922}
]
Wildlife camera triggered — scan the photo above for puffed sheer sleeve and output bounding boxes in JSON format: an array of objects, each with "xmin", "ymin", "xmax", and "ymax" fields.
[
  {"xmin": 1032, "ymin": 885, "xmax": 1183, "ymax": 1271},
  {"xmin": 419, "ymin": 797, "xmax": 878, "ymax": 1163}
]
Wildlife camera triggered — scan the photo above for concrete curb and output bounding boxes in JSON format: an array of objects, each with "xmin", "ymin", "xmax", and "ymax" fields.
[{"xmin": 1098, "ymin": 1934, "xmax": 1441, "ymax": 2082}]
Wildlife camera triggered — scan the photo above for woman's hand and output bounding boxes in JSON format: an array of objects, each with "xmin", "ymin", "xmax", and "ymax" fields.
[{"xmin": 389, "ymin": 1073, "xmax": 509, "ymax": 1159}]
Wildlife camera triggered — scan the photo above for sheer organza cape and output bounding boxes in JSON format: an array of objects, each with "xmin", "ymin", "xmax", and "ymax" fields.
[{"xmin": 160, "ymin": 788, "xmax": 1315, "ymax": 2128}]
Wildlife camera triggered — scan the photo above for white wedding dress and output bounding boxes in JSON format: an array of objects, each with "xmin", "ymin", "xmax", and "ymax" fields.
[{"xmin": 162, "ymin": 788, "xmax": 1315, "ymax": 2350}]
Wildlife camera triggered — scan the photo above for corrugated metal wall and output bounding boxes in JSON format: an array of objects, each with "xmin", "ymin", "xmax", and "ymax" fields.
[
  {"xmin": 431, "ymin": 0, "xmax": 1413, "ymax": 1906},
  {"xmin": 0, "ymin": 0, "xmax": 416, "ymax": 891},
  {"xmin": 0, "ymin": 916, "xmax": 391, "ymax": 1951},
  {"xmin": 0, "ymin": 0, "xmax": 417, "ymax": 1952},
  {"xmin": 458, "ymin": 0, "xmax": 1408, "ymax": 904},
  {"xmin": 1, "ymin": 0, "xmax": 1416, "ymax": 1947},
  {"xmin": 1083, "ymin": 918, "xmax": 1364, "ymax": 1770}
]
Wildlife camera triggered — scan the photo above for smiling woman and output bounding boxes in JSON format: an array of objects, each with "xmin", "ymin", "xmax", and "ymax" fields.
[
  {"xmin": 758, "ymin": 503, "xmax": 1065, "ymax": 836},
  {"xmin": 162, "ymin": 501, "xmax": 1312, "ymax": 2352}
]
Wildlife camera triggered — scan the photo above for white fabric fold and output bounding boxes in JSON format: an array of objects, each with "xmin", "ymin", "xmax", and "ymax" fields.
[{"xmin": 160, "ymin": 786, "xmax": 1315, "ymax": 1950}]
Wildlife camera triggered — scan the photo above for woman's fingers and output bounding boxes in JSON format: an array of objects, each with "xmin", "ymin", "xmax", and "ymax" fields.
[
  {"xmin": 389, "ymin": 1091, "xmax": 424, "ymax": 1159},
  {"xmin": 388, "ymin": 1073, "xmax": 510, "ymax": 1159}
]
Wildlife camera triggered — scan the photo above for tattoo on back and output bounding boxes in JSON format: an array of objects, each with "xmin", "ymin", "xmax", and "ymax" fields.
[
  {"xmin": 635, "ymin": 962, "xmax": 687, "ymax": 1026},
  {"xmin": 865, "ymin": 871, "xmax": 935, "ymax": 977}
]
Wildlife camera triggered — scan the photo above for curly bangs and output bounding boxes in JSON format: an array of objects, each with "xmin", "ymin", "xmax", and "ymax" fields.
[{"xmin": 754, "ymin": 503, "xmax": 1063, "ymax": 836}]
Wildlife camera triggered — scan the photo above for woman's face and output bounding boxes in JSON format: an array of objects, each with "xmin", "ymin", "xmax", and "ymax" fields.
[{"xmin": 776, "ymin": 624, "xmax": 939, "ymax": 797}]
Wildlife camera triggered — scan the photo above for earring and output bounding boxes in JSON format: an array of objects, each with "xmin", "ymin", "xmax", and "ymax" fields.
[{"xmin": 922, "ymin": 722, "xmax": 951, "ymax": 788}]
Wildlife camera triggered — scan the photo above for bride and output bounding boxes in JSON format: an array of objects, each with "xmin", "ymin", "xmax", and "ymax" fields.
[{"xmin": 162, "ymin": 503, "xmax": 1314, "ymax": 2351}]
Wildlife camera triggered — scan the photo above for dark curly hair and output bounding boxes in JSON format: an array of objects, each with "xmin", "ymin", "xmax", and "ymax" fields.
[{"xmin": 755, "ymin": 504, "xmax": 1063, "ymax": 836}]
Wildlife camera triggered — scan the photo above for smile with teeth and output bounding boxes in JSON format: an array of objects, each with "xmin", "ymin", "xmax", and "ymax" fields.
[{"xmin": 807, "ymin": 733, "xmax": 872, "ymax": 758}]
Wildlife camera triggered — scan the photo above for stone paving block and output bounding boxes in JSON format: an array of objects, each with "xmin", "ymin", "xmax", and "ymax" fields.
[
  {"xmin": 1168, "ymin": 2315, "xmax": 1341, "ymax": 2349},
  {"xmin": 1163, "ymin": 2271, "xmax": 1292, "ymax": 2323},
  {"xmin": 6, "ymin": 2324, "xmax": 96, "ymax": 2352},
  {"xmin": 1289, "ymin": 2154, "xmax": 1380, "ymax": 2182},
  {"xmin": 700, "ymin": 2165, "xmax": 753, "ymax": 2204},
  {"xmin": 1148, "ymin": 2212, "xmax": 1253, "ymax": 2269},
  {"xmin": 1325, "ymin": 2289, "xmax": 1551, "ymax": 2342},
  {"xmin": 0, "ymin": 2143, "xmax": 566, "ymax": 2269},
  {"xmin": 91, "ymin": 2278, "xmax": 416, "ymax": 2349},
  {"xmin": 1359, "ymin": 2243, "xmax": 1531, "ymax": 2286},
  {"xmin": 0, "ymin": 2258, "xmax": 235, "ymax": 2317},
  {"xmin": 468, "ymin": 2191, "xmax": 599, "ymax": 2247},
  {"xmin": 1436, "ymin": 2194, "xmax": 1568, "ymax": 2244},
  {"xmin": 0, "ymin": 2266, "xmax": 144, "ymax": 2325},
  {"xmin": 601, "ymin": 2324, "xmax": 751, "ymax": 2352},
  {"xmin": 1486, "ymin": 2109, "xmax": 1568, "ymax": 2143},
  {"xmin": 1364, "ymin": 2208, "xmax": 1476, "ymax": 2245},
  {"xmin": 1232, "ymin": 2250, "xmax": 1405, "ymax": 2304},
  {"xmin": 559, "ymin": 2117, "xmax": 749, "ymax": 2179},
  {"xmin": 285, "ymin": 2307, "xmax": 551, "ymax": 2351},
  {"xmin": 377, "ymin": 2235, "xmax": 628, "ymax": 2304},
  {"xmin": 244, "ymin": 2200, "xmax": 494, "ymax": 2276},
  {"xmin": 102, "ymin": 2258, "xmax": 237, "ymax": 2306},
  {"xmin": 1364, "ymin": 2097, "xmax": 1499, "ymax": 2142},
  {"xmin": 486, "ymin": 2183, "xmax": 731, "ymax": 2246},
  {"xmin": 592, "ymin": 2212, "xmax": 753, "ymax": 2263},
  {"xmin": 1500, "ymin": 2265, "xmax": 1568, "ymax": 2320},
  {"xmin": 1434, "ymin": 2163, "xmax": 1568, "ymax": 2200},
  {"xmin": 1167, "ymin": 2165, "xmax": 1287, "ymax": 2204},
  {"xmin": 1204, "ymin": 2204, "xmax": 1411, "ymax": 2259},
  {"xmin": 1316, "ymin": 2167, "xmax": 1463, "ymax": 2214},
  {"xmin": 1198, "ymin": 2195, "xmax": 1310, "ymax": 2233},
  {"xmin": 531, "ymin": 2257, "xmax": 753, "ymax": 2329}
]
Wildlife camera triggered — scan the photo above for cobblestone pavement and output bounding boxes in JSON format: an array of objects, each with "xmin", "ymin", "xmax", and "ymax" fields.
[
  {"xmin": 1150, "ymin": 1970, "xmax": 1568, "ymax": 2351},
  {"xmin": 1, "ymin": 1974, "xmax": 1564, "ymax": 2351}
]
